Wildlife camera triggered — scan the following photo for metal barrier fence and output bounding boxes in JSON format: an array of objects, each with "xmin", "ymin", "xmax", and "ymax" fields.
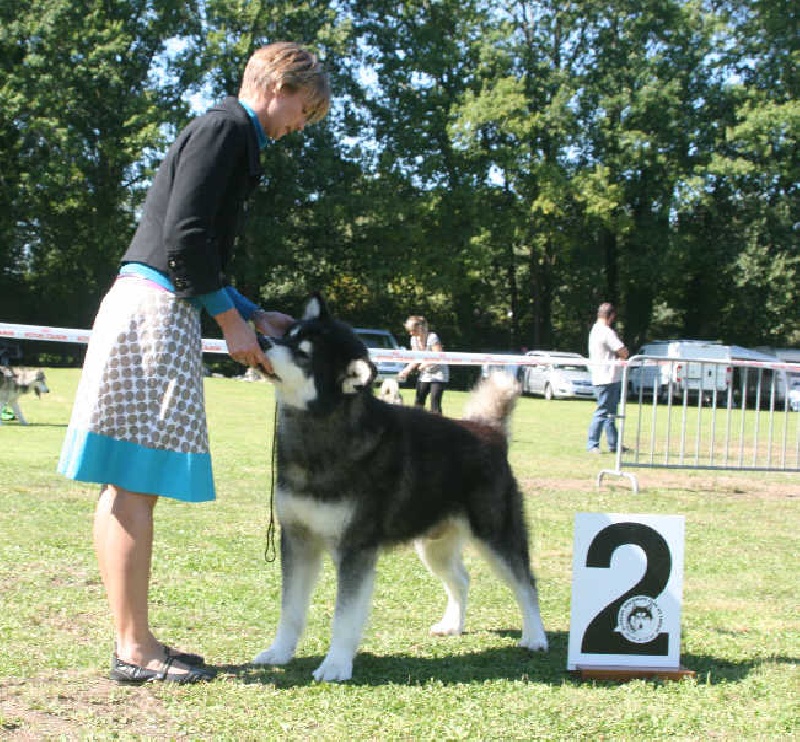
[{"xmin": 598, "ymin": 355, "xmax": 800, "ymax": 492}]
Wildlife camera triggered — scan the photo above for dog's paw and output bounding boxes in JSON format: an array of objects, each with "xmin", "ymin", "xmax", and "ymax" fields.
[
  {"xmin": 252, "ymin": 644, "xmax": 295, "ymax": 666},
  {"xmin": 312, "ymin": 654, "xmax": 353, "ymax": 682},
  {"xmin": 519, "ymin": 634, "xmax": 549, "ymax": 652}
]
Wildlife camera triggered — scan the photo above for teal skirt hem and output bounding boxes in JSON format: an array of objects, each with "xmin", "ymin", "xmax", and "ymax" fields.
[{"xmin": 58, "ymin": 428, "xmax": 215, "ymax": 502}]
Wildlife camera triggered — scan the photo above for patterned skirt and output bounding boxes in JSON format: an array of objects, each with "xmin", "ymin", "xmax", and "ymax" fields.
[{"xmin": 58, "ymin": 276, "xmax": 215, "ymax": 502}]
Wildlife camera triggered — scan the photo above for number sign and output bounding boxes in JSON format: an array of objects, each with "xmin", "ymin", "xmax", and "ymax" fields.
[{"xmin": 567, "ymin": 513, "xmax": 685, "ymax": 671}]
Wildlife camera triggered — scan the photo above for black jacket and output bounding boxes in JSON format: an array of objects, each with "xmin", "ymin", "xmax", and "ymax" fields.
[{"xmin": 122, "ymin": 97, "xmax": 263, "ymax": 297}]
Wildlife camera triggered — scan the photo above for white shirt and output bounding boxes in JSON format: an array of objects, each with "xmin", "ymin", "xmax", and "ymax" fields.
[
  {"xmin": 588, "ymin": 321, "xmax": 625, "ymax": 385},
  {"xmin": 412, "ymin": 332, "xmax": 449, "ymax": 383}
]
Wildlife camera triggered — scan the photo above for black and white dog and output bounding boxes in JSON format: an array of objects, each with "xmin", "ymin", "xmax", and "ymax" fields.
[
  {"xmin": 0, "ymin": 367, "xmax": 49, "ymax": 426},
  {"xmin": 253, "ymin": 296, "xmax": 547, "ymax": 682}
]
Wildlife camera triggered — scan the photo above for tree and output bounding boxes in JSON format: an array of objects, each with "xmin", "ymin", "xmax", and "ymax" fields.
[{"xmin": 0, "ymin": 0, "xmax": 200, "ymax": 327}]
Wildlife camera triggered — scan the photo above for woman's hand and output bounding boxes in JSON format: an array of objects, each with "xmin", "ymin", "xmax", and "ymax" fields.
[
  {"xmin": 215, "ymin": 308, "xmax": 273, "ymax": 374},
  {"xmin": 253, "ymin": 310, "xmax": 295, "ymax": 339}
]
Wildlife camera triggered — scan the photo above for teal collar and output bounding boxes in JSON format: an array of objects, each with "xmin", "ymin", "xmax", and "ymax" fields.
[{"xmin": 238, "ymin": 99, "xmax": 267, "ymax": 150}]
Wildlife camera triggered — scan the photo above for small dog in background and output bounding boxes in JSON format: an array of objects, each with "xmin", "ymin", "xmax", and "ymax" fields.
[
  {"xmin": 0, "ymin": 367, "xmax": 49, "ymax": 425},
  {"xmin": 378, "ymin": 377, "xmax": 404, "ymax": 405}
]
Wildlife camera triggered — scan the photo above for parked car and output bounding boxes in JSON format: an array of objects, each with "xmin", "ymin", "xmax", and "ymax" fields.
[
  {"xmin": 752, "ymin": 346, "xmax": 800, "ymax": 407},
  {"xmin": 520, "ymin": 351, "xmax": 594, "ymax": 400},
  {"xmin": 628, "ymin": 340, "xmax": 732, "ymax": 402},
  {"xmin": 789, "ymin": 377, "xmax": 800, "ymax": 412},
  {"xmin": 726, "ymin": 345, "xmax": 799, "ymax": 406},
  {"xmin": 480, "ymin": 351, "xmax": 522, "ymax": 383},
  {"xmin": 353, "ymin": 328, "xmax": 406, "ymax": 383}
]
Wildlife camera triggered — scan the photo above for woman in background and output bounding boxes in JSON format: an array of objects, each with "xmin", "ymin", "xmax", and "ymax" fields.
[{"xmin": 398, "ymin": 315, "xmax": 449, "ymax": 413}]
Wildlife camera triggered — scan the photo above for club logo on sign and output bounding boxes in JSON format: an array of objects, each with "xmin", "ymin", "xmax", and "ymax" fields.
[
  {"xmin": 567, "ymin": 513, "xmax": 685, "ymax": 671},
  {"xmin": 617, "ymin": 595, "xmax": 663, "ymax": 644}
]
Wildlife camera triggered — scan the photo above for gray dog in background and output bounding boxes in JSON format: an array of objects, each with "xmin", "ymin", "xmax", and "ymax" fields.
[{"xmin": 0, "ymin": 368, "xmax": 49, "ymax": 425}]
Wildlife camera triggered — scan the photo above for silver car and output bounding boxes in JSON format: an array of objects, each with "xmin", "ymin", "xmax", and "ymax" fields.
[
  {"xmin": 521, "ymin": 351, "xmax": 594, "ymax": 400},
  {"xmin": 353, "ymin": 328, "xmax": 406, "ymax": 382}
]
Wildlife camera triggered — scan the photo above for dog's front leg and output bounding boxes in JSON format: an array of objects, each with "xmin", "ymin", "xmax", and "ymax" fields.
[
  {"xmin": 253, "ymin": 527, "xmax": 323, "ymax": 667},
  {"xmin": 313, "ymin": 547, "xmax": 378, "ymax": 682}
]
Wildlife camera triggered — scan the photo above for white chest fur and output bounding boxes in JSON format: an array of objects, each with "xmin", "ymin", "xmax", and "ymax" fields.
[{"xmin": 276, "ymin": 489, "xmax": 355, "ymax": 543}]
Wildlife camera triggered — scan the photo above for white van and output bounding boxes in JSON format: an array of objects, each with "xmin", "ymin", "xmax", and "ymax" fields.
[
  {"xmin": 520, "ymin": 351, "xmax": 594, "ymax": 400},
  {"xmin": 628, "ymin": 340, "xmax": 732, "ymax": 401}
]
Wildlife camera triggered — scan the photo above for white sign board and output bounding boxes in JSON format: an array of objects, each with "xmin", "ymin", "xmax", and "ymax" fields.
[{"xmin": 567, "ymin": 513, "xmax": 685, "ymax": 671}]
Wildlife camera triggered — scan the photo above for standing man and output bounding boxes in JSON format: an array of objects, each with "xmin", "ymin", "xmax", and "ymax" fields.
[
  {"xmin": 58, "ymin": 42, "xmax": 330, "ymax": 684},
  {"xmin": 587, "ymin": 302, "xmax": 629, "ymax": 454}
]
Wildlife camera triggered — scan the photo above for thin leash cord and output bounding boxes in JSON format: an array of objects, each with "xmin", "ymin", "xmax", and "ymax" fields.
[{"xmin": 264, "ymin": 398, "xmax": 278, "ymax": 562}]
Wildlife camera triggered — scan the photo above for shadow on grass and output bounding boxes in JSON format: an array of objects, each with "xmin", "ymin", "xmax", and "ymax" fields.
[{"xmin": 212, "ymin": 631, "xmax": 795, "ymax": 687}]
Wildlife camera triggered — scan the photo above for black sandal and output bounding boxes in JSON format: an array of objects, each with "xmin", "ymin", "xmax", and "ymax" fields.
[
  {"xmin": 114, "ymin": 642, "xmax": 205, "ymax": 667},
  {"xmin": 110, "ymin": 649, "xmax": 215, "ymax": 684},
  {"xmin": 163, "ymin": 645, "xmax": 205, "ymax": 666}
]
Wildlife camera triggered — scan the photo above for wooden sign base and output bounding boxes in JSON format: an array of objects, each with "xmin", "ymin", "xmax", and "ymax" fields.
[{"xmin": 572, "ymin": 665, "xmax": 695, "ymax": 683}]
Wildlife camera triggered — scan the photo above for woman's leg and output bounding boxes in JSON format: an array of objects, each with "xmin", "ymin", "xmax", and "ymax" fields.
[
  {"xmin": 415, "ymin": 380, "xmax": 431, "ymax": 408},
  {"xmin": 429, "ymin": 382, "xmax": 445, "ymax": 414},
  {"xmin": 94, "ymin": 484, "xmax": 192, "ymax": 673}
]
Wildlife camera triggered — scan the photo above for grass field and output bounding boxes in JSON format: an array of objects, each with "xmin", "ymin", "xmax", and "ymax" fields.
[{"xmin": 0, "ymin": 368, "xmax": 797, "ymax": 740}]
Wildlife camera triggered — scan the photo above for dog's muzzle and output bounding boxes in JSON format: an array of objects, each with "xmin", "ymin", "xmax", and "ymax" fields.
[{"xmin": 256, "ymin": 334, "xmax": 281, "ymax": 381}]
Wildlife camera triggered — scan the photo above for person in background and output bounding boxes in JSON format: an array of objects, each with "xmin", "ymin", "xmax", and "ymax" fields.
[
  {"xmin": 398, "ymin": 315, "xmax": 449, "ymax": 413},
  {"xmin": 586, "ymin": 302, "xmax": 629, "ymax": 454},
  {"xmin": 58, "ymin": 42, "xmax": 330, "ymax": 684}
]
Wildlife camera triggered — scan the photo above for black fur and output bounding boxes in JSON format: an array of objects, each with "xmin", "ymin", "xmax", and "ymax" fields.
[{"xmin": 253, "ymin": 295, "xmax": 547, "ymax": 682}]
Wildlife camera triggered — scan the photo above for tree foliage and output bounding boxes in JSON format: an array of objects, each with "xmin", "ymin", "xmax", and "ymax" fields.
[
  {"xmin": 2, "ymin": 0, "xmax": 797, "ymax": 357},
  {"xmin": 0, "ymin": 0, "xmax": 199, "ymax": 326}
]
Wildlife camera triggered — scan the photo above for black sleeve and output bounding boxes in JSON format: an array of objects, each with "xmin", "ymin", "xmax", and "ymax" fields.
[{"xmin": 163, "ymin": 117, "xmax": 244, "ymax": 296}]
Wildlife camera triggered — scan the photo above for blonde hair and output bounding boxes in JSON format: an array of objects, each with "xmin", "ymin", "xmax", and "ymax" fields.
[
  {"xmin": 240, "ymin": 42, "xmax": 331, "ymax": 124},
  {"xmin": 404, "ymin": 315, "xmax": 427, "ymax": 334}
]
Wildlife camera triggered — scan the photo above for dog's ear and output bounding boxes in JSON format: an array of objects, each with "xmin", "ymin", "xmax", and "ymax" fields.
[
  {"xmin": 341, "ymin": 358, "xmax": 376, "ymax": 394},
  {"xmin": 302, "ymin": 293, "xmax": 330, "ymax": 321}
]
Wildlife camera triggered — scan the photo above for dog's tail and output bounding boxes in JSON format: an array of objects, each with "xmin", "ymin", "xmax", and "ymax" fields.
[{"xmin": 461, "ymin": 372, "xmax": 521, "ymax": 439}]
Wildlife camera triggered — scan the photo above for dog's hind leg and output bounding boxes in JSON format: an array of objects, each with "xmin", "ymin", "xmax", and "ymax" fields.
[
  {"xmin": 415, "ymin": 520, "xmax": 470, "ymax": 637},
  {"xmin": 253, "ymin": 528, "xmax": 323, "ymax": 667},
  {"xmin": 476, "ymin": 541, "xmax": 548, "ymax": 652},
  {"xmin": 313, "ymin": 546, "xmax": 378, "ymax": 682},
  {"xmin": 12, "ymin": 402, "xmax": 27, "ymax": 425}
]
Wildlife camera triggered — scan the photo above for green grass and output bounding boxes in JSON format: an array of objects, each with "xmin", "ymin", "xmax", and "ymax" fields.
[{"xmin": 0, "ymin": 369, "xmax": 797, "ymax": 740}]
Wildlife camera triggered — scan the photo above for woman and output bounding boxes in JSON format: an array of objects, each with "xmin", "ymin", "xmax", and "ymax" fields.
[
  {"xmin": 58, "ymin": 43, "xmax": 330, "ymax": 684},
  {"xmin": 398, "ymin": 315, "xmax": 449, "ymax": 413}
]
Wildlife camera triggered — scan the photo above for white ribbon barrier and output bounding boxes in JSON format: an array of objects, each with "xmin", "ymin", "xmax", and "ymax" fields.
[
  {"xmin": 2, "ymin": 322, "xmax": 799, "ymax": 373},
  {"xmin": 0, "ymin": 321, "xmax": 230, "ymax": 355},
  {"xmin": 0, "ymin": 321, "xmax": 554, "ymax": 366}
]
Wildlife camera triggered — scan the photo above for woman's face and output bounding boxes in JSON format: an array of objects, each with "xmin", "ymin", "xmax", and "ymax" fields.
[{"xmin": 263, "ymin": 88, "xmax": 310, "ymax": 140}]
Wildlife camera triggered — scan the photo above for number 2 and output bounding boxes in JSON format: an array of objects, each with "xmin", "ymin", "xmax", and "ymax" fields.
[{"xmin": 581, "ymin": 522, "xmax": 671, "ymax": 655}]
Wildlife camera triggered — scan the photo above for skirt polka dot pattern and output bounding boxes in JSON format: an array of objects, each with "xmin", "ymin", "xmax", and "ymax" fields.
[{"xmin": 58, "ymin": 277, "xmax": 216, "ymax": 502}]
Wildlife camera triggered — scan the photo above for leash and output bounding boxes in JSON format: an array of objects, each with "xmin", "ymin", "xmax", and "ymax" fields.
[{"xmin": 264, "ymin": 398, "xmax": 278, "ymax": 562}]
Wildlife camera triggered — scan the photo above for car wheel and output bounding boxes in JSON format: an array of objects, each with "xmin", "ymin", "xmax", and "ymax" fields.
[{"xmin": 544, "ymin": 383, "xmax": 554, "ymax": 400}]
